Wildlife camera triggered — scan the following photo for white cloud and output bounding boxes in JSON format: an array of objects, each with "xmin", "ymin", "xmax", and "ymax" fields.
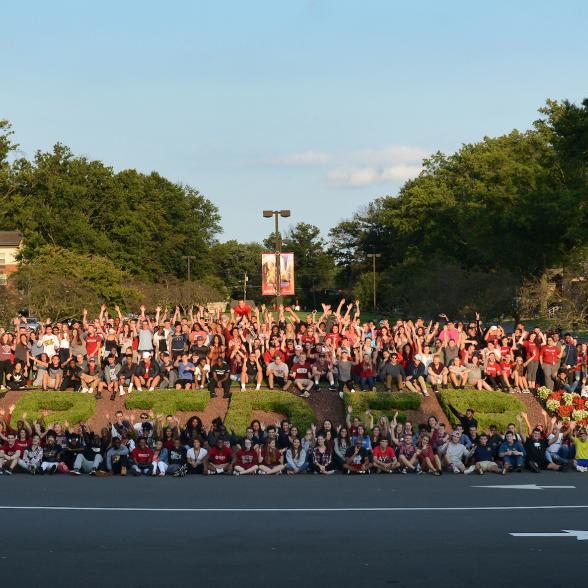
[
  {"xmin": 264, "ymin": 144, "xmax": 427, "ymax": 187},
  {"xmin": 266, "ymin": 150, "xmax": 331, "ymax": 166},
  {"xmin": 327, "ymin": 163, "xmax": 422, "ymax": 187}
]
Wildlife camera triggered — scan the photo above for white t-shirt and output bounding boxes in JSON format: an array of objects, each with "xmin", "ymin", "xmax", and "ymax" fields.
[
  {"xmin": 187, "ymin": 447, "xmax": 208, "ymax": 464},
  {"xmin": 268, "ymin": 362, "xmax": 289, "ymax": 378},
  {"xmin": 40, "ymin": 334, "xmax": 59, "ymax": 358}
]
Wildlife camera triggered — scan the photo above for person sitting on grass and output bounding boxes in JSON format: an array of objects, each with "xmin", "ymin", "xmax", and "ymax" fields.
[
  {"xmin": 405, "ymin": 356, "xmax": 429, "ymax": 397},
  {"xmin": 130, "ymin": 437, "xmax": 154, "ymax": 476},
  {"xmin": 208, "ymin": 356, "xmax": 231, "ymax": 398},
  {"xmin": 521, "ymin": 425, "xmax": 566, "ymax": 473},
  {"xmin": 498, "ymin": 431, "xmax": 525, "ymax": 474},
  {"xmin": 448, "ymin": 357, "xmax": 469, "ymax": 390},
  {"xmin": 286, "ymin": 437, "xmax": 308, "ymax": 474},
  {"xmin": 416, "ymin": 434, "xmax": 442, "ymax": 475},
  {"xmin": 312, "ymin": 353, "xmax": 336, "ymax": 391},
  {"xmin": 464, "ymin": 433, "xmax": 502, "ymax": 475},
  {"xmin": 266, "ymin": 354, "xmax": 289, "ymax": 390},
  {"xmin": 6, "ymin": 362, "xmax": 27, "ymax": 391},
  {"xmin": 372, "ymin": 438, "xmax": 401, "ymax": 474},
  {"xmin": 206, "ymin": 438, "xmax": 233, "ymax": 475},
  {"xmin": 441, "ymin": 431, "xmax": 469, "ymax": 474},
  {"xmin": 258, "ymin": 437, "xmax": 286, "ymax": 475},
  {"xmin": 398, "ymin": 433, "xmax": 419, "ymax": 473},
  {"xmin": 427, "ymin": 355, "xmax": 447, "ymax": 392},
  {"xmin": 233, "ymin": 437, "xmax": 259, "ymax": 476},
  {"xmin": 464, "ymin": 355, "xmax": 493, "ymax": 391},
  {"xmin": 290, "ymin": 353, "xmax": 314, "ymax": 398},
  {"xmin": 241, "ymin": 351, "xmax": 263, "ymax": 391},
  {"xmin": 175, "ymin": 353, "xmax": 196, "ymax": 389},
  {"xmin": 134, "ymin": 351, "xmax": 161, "ymax": 391}
]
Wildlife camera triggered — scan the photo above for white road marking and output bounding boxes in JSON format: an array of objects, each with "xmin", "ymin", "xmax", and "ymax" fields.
[
  {"xmin": 511, "ymin": 530, "xmax": 588, "ymax": 541},
  {"xmin": 0, "ymin": 504, "xmax": 587, "ymax": 512},
  {"xmin": 472, "ymin": 484, "xmax": 576, "ymax": 490}
]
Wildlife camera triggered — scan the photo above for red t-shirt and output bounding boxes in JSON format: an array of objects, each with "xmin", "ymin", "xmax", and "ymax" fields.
[
  {"xmin": 500, "ymin": 362, "xmax": 513, "ymax": 377},
  {"xmin": 209, "ymin": 446, "xmax": 232, "ymax": 465},
  {"xmin": 325, "ymin": 333, "xmax": 341, "ymax": 349},
  {"xmin": 523, "ymin": 340, "xmax": 539, "ymax": 361},
  {"xmin": 85, "ymin": 334, "xmax": 100, "ymax": 357},
  {"xmin": 485, "ymin": 363, "xmax": 501, "ymax": 377},
  {"xmin": 131, "ymin": 447, "xmax": 154, "ymax": 465},
  {"xmin": 234, "ymin": 304, "xmax": 251, "ymax": 317},
  {"xmin": 372, "ymin": 446, "xmax": 396, "ymax": 463},
  {"xmin": 1, "ymin": 442, "xmax": 20, "ymax": 457},
  {"xmin": 293, "ymin": 362, "xmax": 312, "ymax": 379},
  {"xmin": 417, "ymin": 445, "xmax": 434, "ymax": 463},
  {"xmin": 541, "ymin": 345, "xmax": 560, "ymax": 365},
  {"xmin": 15, "ymin": 439, "xmax": 29, "ymax": 453},
  {"xmin": 235, "ymin": 449, "xmax": 257, "ymax": 469}
]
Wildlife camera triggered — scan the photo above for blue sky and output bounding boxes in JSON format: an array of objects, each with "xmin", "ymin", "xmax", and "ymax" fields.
[{"xmin": 2, "ymin": 0, "xmax": 587, "ymax": 242}]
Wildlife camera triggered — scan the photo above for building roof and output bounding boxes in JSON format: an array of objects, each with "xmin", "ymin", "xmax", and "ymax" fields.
[{"xmin": 0, "ymin": 231, "xmax": 23, "ymax": 247}]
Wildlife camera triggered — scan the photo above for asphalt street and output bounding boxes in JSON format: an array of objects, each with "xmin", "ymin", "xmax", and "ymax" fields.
[{"xmin": 1, "ymin": 472, "xmax": 587, "ymax": 587}]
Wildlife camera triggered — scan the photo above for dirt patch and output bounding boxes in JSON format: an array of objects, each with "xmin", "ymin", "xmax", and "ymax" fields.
[{"xmin": 250, "ymin": 410, "xmax": 285, "ymax": 428}]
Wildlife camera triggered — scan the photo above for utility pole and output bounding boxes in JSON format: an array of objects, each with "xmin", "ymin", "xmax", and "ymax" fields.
[
  {"xmin": 263, "ymin": 209, "xmax": 291, "ymax": 307},
  {"xmin": 182, "ymin": 255, "xmax": 196, "ymax": 303},
  {"xmin": 243, "ymin": 272, "xmax": 248, "ymax": 300},
  {"xmin": 366, "ymin": 253, "xmax": 381, "ymax": 310}
]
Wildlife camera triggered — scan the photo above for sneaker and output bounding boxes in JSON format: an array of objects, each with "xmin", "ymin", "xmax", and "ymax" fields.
[
  {"xmin": 464, "ymin": 465, "xmax": 476, "ymax": 475},
  {"xmin": 523, "ymin": 388, "xmax": 530, "ymax": 394},
  {"xmin": 577, "ymin": 465, "xmax": 587, "ymax": 473},
  {"xmin": 329, "ymin": 385, "xmax": 337, "ymax": 391},
  {"xmin": 233, "ymin": 471, "xmax": 240, "ymax": 476},
  {"xmin": 0, "ymin": 385, "xmax": 6, "ymax": 391},
  {"xmin": 528, "ymin": 461, "xmax": 540, "ymax": 473},
  {"xmin": 95, "ymin": 392, "xmax": 103, "ymax": 400},
  {"xmin": 109, "ymin": 392, "xmax": 116, "ymax": 401},
  {"xmin": 4, "ymin": 469, "xmax": 12, "ymax": 476},
  {"xmin": 372, "ymin": 386, "xmax": 377, "ymax": 392},
  {"xmin": 0, "ymin": 470, "xmax": 4, "ymax": 476},
  {"xmin": 81, "ymin": 387, "xmax": 88, "ymax": 394},
  {"xmin": 451, "ymin": 465, "xmax": 462, "ymax": 474},
  {"xmin": 89, "ymin": 469, "xmax": 96, "ymax": 476},
  {"xmin": 88, "ymin": 387, "xmax": 94, "ymax": 395},
  {"xmin": 70, "ymin": 469, "xmax": 81, "ymax": 476},
  {"xmin": 149, "ymin": 387, "xmax": 155, "ymax": 391},
  {"xmin": 50, "ymin": 464, "xmax": 58, "ymax": 475},
  {"xmin": 215, "ymin": 468, "xmax": 224, "ymax": 475},
  {"xmin": 119, "ymin": 386, "xmax": 126, "ymax": 396},
  {"xmin": 302, "ymin": 391, "xmax": 310, "ymax": 398}
]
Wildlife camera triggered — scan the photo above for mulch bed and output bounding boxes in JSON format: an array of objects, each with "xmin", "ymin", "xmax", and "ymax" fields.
[{"xmin": 0, "ymin": 386, "xmax": 548, "ymax": 434}]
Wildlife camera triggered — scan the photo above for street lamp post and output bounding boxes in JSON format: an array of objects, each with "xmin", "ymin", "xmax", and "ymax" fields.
[
  {"xmin": 263, "ymin": 209, "xmax": 291, "ymax": 307},
  {"xmin": 182, "ymin": 255, "xmax": 196, "ymax": 302},
  {"xmin": 366, "ymin": 253, "xmax": 381, "ymax": 310}
]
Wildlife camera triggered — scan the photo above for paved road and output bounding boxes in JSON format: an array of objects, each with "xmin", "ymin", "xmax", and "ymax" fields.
[{"xmin": 0, "ymin": 472, "xmax": 586, "ymax": 586}]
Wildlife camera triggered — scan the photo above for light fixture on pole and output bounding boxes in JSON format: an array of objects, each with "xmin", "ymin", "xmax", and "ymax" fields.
[
  {"xmin": 262, "ymin": 209, "xmax": 291, "ymax": 307},
  {"xmin": 366, "ymin": 253, "xmax": 381, "ymax": 310}
]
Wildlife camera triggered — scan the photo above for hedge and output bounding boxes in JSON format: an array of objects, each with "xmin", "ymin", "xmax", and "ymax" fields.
[
  {"xmin": 343, "ymin": 391, "xmax": 422, "ymax": 425},
  {"xmin": 224, "ymin": 390, "xmax": 316, "ymax": 435},
  {"xmin": 438, "ymin": 389, "xmax": 526, "ymax": 431},
  {"xmin": 124, "ymin": 390, "xmax": 210, "ymax": 415},
  {"xmin": 12, "ymin": 392, "xmax": 96, "ymax": 426}
]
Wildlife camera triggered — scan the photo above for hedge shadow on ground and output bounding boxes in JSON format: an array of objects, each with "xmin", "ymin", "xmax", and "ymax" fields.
[
  {"xmin": 343, "ymin": 391, "xmax": 422, "ymax": 425},
  {"xmin": 224, "ymin": 390, "xmax": 316, "ymax": 435},
  {"xmin": 438, "ymin": 389, "xmax": 526, "ymax": 431},
  {"xmin": 12, "ymin": 391, "xmax": 96, "ymax": 426}
]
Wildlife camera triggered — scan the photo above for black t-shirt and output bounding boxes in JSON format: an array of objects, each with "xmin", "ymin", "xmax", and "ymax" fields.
[
  {"xmin": 190, "ymin": 345, "xmax": 209, "ymax": 359},
  {"xmin": 345, "ymin": 446, "xmax": 369, "ymax": 464},
  {"xmin": 168, "ymin": 446, "xmax": 187, "ymax": 465},
  {"xmin": 211, "ymin": 362, "xmax": 230, "ymax": 380},
  {"xmin": 171, "ymin": 334, "xmax": 187, "ymax": 352},
  {"xmin": 524, "ymin": 438, "xmax": 547, "ymax": 463},
  {"xmin": 42, "ymin": 444, "xmax": 62, "ymax": 462}
]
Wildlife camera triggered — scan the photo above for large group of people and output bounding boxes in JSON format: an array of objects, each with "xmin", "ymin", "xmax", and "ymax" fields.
[
  {"xmin": 0, "ymin": 299, "xmax": 586, "ymax": 478},
  {"xmin": 0, "ymin": 300, "xmax": 585, "ymax": 400},
  {"xmin": 0, "ymin": 404, "xmax": 587, "ymax": 477}
]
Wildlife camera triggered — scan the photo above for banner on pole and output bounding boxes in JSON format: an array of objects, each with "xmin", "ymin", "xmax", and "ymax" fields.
[{"xmin": 261, "ymin": 252, "xmax": 295, "ymax": 296}]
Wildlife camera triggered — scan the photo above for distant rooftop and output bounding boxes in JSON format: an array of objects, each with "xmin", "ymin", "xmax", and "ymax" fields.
[{"xmin": 0, "ymin": 231, "xmax": 23, "ymax": 247}]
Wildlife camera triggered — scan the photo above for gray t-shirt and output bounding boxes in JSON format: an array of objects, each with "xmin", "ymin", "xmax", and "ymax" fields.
[{"xmin": 336, "ymin": 359, "xmax": 353, "ymax": 381}]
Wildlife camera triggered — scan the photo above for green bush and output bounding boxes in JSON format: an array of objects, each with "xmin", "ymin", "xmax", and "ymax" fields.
[
  {"xmin": 225, "ymin": 390, "xmax": 316, "ymax": 435},
  {"xmin": 12, "ymin": 392, "xmax": 96, "ymax": 426},
  {"xmin": 343, "ymin": 391, "xmax": 421, "ymax": 425},
  {"xmin": 124, "ymin": 390, "xmax": 210, "ymax": 415},
  {"xmin": 438, "ymin": 389, "xmax": 525, "ymax": 431}
]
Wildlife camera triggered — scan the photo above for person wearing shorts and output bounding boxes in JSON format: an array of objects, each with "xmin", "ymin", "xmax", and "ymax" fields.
[
  {"xmin": 266, "ymin": 355, "xmax": 289, "ymax": 390},
  {"xmin": 574, "ymin": 428, "xmax": 588, "ymax": 472},
  {"xmin": 290, "ymin": 354, "xmax": 314, "ymax": 398}
]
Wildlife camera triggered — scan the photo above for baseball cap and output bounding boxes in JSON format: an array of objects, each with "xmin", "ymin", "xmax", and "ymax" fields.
[{"xmin": 142, "ymin": 351, "xmax": 151, "ymax": 359}]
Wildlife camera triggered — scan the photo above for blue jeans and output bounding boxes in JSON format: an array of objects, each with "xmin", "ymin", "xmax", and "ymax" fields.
[
  {"xmin": 360, "ymin": 376, "xmax": 374, "ymax": 391},
  {"xmin": 545, "ymin": 451, "xmax": 569, "ymax": 466},
  {"xmin": 502, "ymin": 455, "xmax": 523, "ymax": 469}
]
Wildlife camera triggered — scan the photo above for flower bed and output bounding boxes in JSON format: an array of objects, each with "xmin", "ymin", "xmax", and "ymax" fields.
[{"xmin": 536, "ymin": 386, "xmax": 588, "ymax": 423}]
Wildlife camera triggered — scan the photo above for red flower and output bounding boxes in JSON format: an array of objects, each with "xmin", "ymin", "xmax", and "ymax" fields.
[
  {"xmin": 572, "ymin": 396, "xmax": 585, "ymax": 410},
  {"xmin": 550, "ymin": 392, "xmax": 563, "ymax": 402},
  {"xmin": 557, "ymin": 405, "xmax": 574, "ymax": 417}
]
